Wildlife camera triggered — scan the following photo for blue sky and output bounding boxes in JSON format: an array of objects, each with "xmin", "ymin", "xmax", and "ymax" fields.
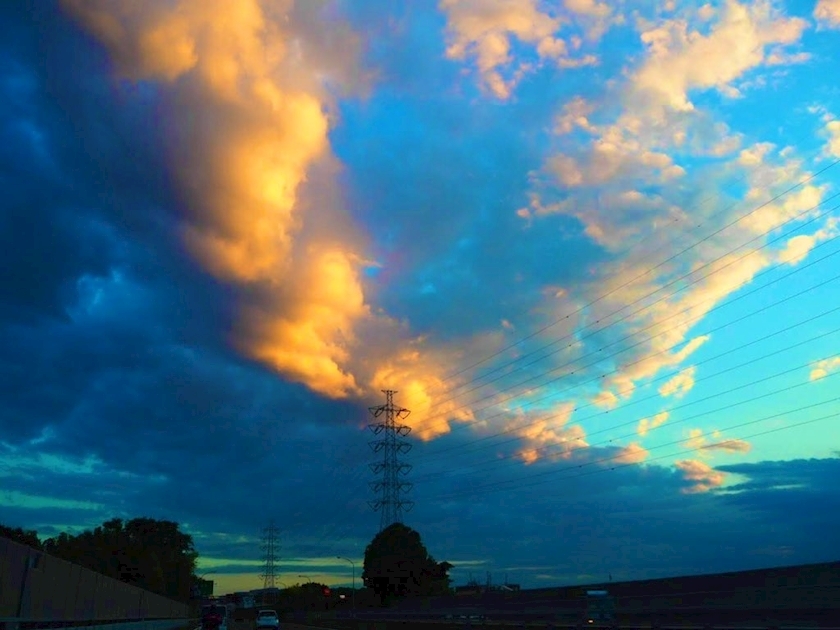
[{"xmin": 1, "ymin": 0, "xmax": 839, "ymax": 595}]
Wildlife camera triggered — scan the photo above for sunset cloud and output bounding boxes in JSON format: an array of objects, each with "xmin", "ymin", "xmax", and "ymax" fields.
[
  {"xmin": 613, "ymin": 441, "xmax": 649, "ymax": 464},
  {"xmin": 507, "ymin": 404, "xmax": 587, "ymax": 464},
  {"xmin": 685, "ymin": 429, "xmax": 752, "ymax": 456},
  {"xmin": 637, "ymin": 411, "xmax": 669, "ymax": 437},
  {"xmin": 815, "ymin": 0, "xmax": 840, "ymax": 28},
  {"xmin": 630, "ymin": 0, "xmax": 807, "ymax": 113},
  {"xmin": 61, "ymin": 0, "xmax": 476, "ymax": 425},
  {"xmin": 439, "ymin": 0, "xmax": 599, "ymax": 99},
  {"xmin": 659, "ymin": 366, "xmax": 697, "ymax": 399},
  {"xmin": 675, "ymin": 459, "xmax": 726, "ymax": 493},
  {"xmin": 809, "ymin": 356, "xmax": 840, "ymax": 381}
]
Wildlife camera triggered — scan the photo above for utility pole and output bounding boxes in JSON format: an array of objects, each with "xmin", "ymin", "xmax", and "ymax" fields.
[
  {"xmin": 368, "ymin": 390, "xmax": 413, "ymax": 531},
  {"xmin": 260, "ymin": 520, "xmax": 279, "ymax": 601}
]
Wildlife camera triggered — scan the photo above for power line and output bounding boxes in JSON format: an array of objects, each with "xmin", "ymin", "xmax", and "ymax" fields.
[
  {"xmin": 412, "ymin": 349, "xmax": 840, "ymax": 483},
  {"xmin": 422, "ymin": 157, "xmax": 840, "ymax": 408},
  {"xmin": 429, "ymin": 387, "xmax": 840, "ymax": 501},
  {"xmin": 301, "ymin": 143, "xmax": 840, "ymax": 553},
  {"xmin": 408, "ymin": 191, "xmax": 840, "ymax": 433},
  {"xmin": 308, "ymin": 252, "xmax": 840, "ymax": 555},
  {"xmin": 413, "ymin": 241, "xmax": 840, "ymax": 463}
]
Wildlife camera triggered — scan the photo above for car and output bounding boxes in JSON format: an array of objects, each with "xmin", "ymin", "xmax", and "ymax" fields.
[
  {"xmin": 256, "ymin": 609, "xmax": 280, "ymax": 629},
  {"xmin": 200, "ymin": 604, "xmax": 228, "ymax": 630}
]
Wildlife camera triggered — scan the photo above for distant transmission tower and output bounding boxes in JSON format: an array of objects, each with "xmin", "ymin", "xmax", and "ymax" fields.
[
  {"xmin": 260, "ymin": 520, "xmax": 279, "ymax": 591},
  {"xmin": 368, "ymin": 390, "xmax": 413, "ymax": 531}
]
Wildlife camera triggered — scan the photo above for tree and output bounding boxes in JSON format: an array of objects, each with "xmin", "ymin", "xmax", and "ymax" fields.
[
  {"xmin": 43, "ymin": 516, "xmax": 198, "ymax": 601},
  {"xmin": 0, "ymin": 523, "xmax": 42, "ymax": 549},
  {"xmin": 361, "ymin": 523, "xmax": 453, "ymax": 605}
]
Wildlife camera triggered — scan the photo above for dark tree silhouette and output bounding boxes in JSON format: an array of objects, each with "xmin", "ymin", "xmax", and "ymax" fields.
[
  {"xmin": 42, "ymin": 517, "xmax": 198, "ymax": 601},
  {"xmin": 361, "ymin": 523, "xmax": 453, "ymax": 605},
  {"xmin": 0, "ymin": 523, "xmax": 42, "ymax": 549}
]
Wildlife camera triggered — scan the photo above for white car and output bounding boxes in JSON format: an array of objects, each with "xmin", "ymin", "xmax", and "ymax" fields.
[{"xmin": 256, "ymin": 609, "xmax": 280, "ymax": 629}]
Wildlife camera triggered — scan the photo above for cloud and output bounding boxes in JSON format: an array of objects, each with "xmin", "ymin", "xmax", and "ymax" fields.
[
  {"xmin": 809, "ymin": 356, "xmax": 840, "ymax": 381},
  {"xmin": 825, "ymin": 120, "xmax": 840, "ymax": 157},
  {"xmin": 613, "ymin": 442, "xmax": 649, "ymax": 464},
  {"xmin": 659, "ymin": 366, "xmax": 696, "ymax": 399},
  {"xmin": 439, "ymin": 0, "xmax": 600, "ymax": 99},
  {"xmin": 684, "ymin": 429, "xmax": 752, "ymax": 456},
  {"xmin": 630, "ymin": 1, "xmax": 808, "ymax": 113},
  {"xmin": 58, "ymin": 0, "xmax": 485, "ymax": 432},
  {"xmin": 506, "ymin": 404, "xmax": 587, "ymax": 464},
  {"xmin": 704, "ymin": 439, "xmax": 752, "ymax": 454},
  {"xmin": 521, "ymin": 0, "xmax": 829, "ymax": 416},
  {"xmin": 777, "ymin": 217, "xmax": 839, "ymax": 266},
  {"xmin": 674, "ymin": 459, "xmax": 726, "ymax": 493},
  {"xmin": 59, "ymin": 0, "xmax": 366, "ymax": 395},
  {"xmin": 637, "ymin": 411, "xmax": 669, "ymax": 437},
  {"xmin": 814, "ymin": 0, "xmax": 840, "ymax": 28}
]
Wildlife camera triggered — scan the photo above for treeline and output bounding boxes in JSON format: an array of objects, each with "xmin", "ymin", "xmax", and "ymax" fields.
[{"xmin": 0, "ymin": 517, "xmax": 197, "ymax": 601}]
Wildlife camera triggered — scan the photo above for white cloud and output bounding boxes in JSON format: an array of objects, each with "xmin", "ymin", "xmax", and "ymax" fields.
[
  {"xmin": 825, "ymin": 120, "xmax": 840, "ymax": 157},
  {"xmin": 777, "ymin": 217, "xmax": 839, "ymax": 266},
  {"xmin": 630, "ymin": 0, "xmax": 808, "ymax": 114}
]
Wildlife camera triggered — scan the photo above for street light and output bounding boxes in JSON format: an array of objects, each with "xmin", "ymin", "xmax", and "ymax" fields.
[
  {"xmin": 336, "ymin": 557, "xmax": 356, "ymax": 612},
  {"xmin": 298, "ymin": 574, "xmax": 311, "ymax": 583}
]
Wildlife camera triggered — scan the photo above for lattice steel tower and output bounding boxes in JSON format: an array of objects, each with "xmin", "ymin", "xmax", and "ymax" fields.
[
  {"xmin": 368, "ymin": 390, "xmax": 413, "ymax": 531},
  {"xmin": 260, "ymin": 519, "xmax": 279, "ymax": 590}
]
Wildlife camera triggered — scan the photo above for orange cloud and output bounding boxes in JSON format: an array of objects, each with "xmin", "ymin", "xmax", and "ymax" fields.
[
  {"xmin": 637, "ymin": 411, "xmax": 669, "ymax": 437},
  {"xmin": 367, "ymin": 348, "xmax": 476, "ymax": 441},
  {"xmin": 439, "ymin": 0, "xmax": 600, "ymax": 99},
  {"xmin": 825, "ymin": 120, "xmax": 840, "ymax": 157},
  {"xmin": 659, "ymin": 366, "xmax": 696, "ymax": 399},
  {"xmin": 674, "ymin": 459, "xmax": 725, "ymax": 494},
  {"xmin": 685, "ymin": 429, "xmax": 751, "ymax": 456},
  {"xmin": 613, "ymin": 442, "xmax": 649, "ymax": 464},
  {"xmin": 236, "ymin": 246, "xmax": 368, "ymax": 398},
  {"xmin": 61, "ymin": 0, "xmax": 483, "ymax": 437},
  {"xmin": 810, "ymin": 356, "xmax": 840, "ymax": 381},
  {"xmin": 631, "ymin": 1, "xmax": 807, "ymax": 113},
  {"xmin": 504, "ymin": 404, "xmax": 587, "ymax": 464},
  {"xmin": 815, "ymin": 0, "xmax": 840, "ymax": 28}
]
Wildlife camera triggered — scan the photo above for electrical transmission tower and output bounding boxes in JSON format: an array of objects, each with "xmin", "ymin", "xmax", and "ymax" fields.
[
  {"xmin": 260, "ymin": 520, "xmax": 279, "ymax": 593},
  {"xmin": 368, "ymin": 390, "xmax": 413, "ymax": 531}
]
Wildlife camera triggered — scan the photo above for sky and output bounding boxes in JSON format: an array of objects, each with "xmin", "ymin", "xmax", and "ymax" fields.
[{"xmin": 1, "ymin": 0, "xmax": 840, "ymax": 596}]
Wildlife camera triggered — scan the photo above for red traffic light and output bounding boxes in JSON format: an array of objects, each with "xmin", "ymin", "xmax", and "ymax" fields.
[{"xmin": 323, "ymin": 587, "xmax": 331, "ymax": 596}]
